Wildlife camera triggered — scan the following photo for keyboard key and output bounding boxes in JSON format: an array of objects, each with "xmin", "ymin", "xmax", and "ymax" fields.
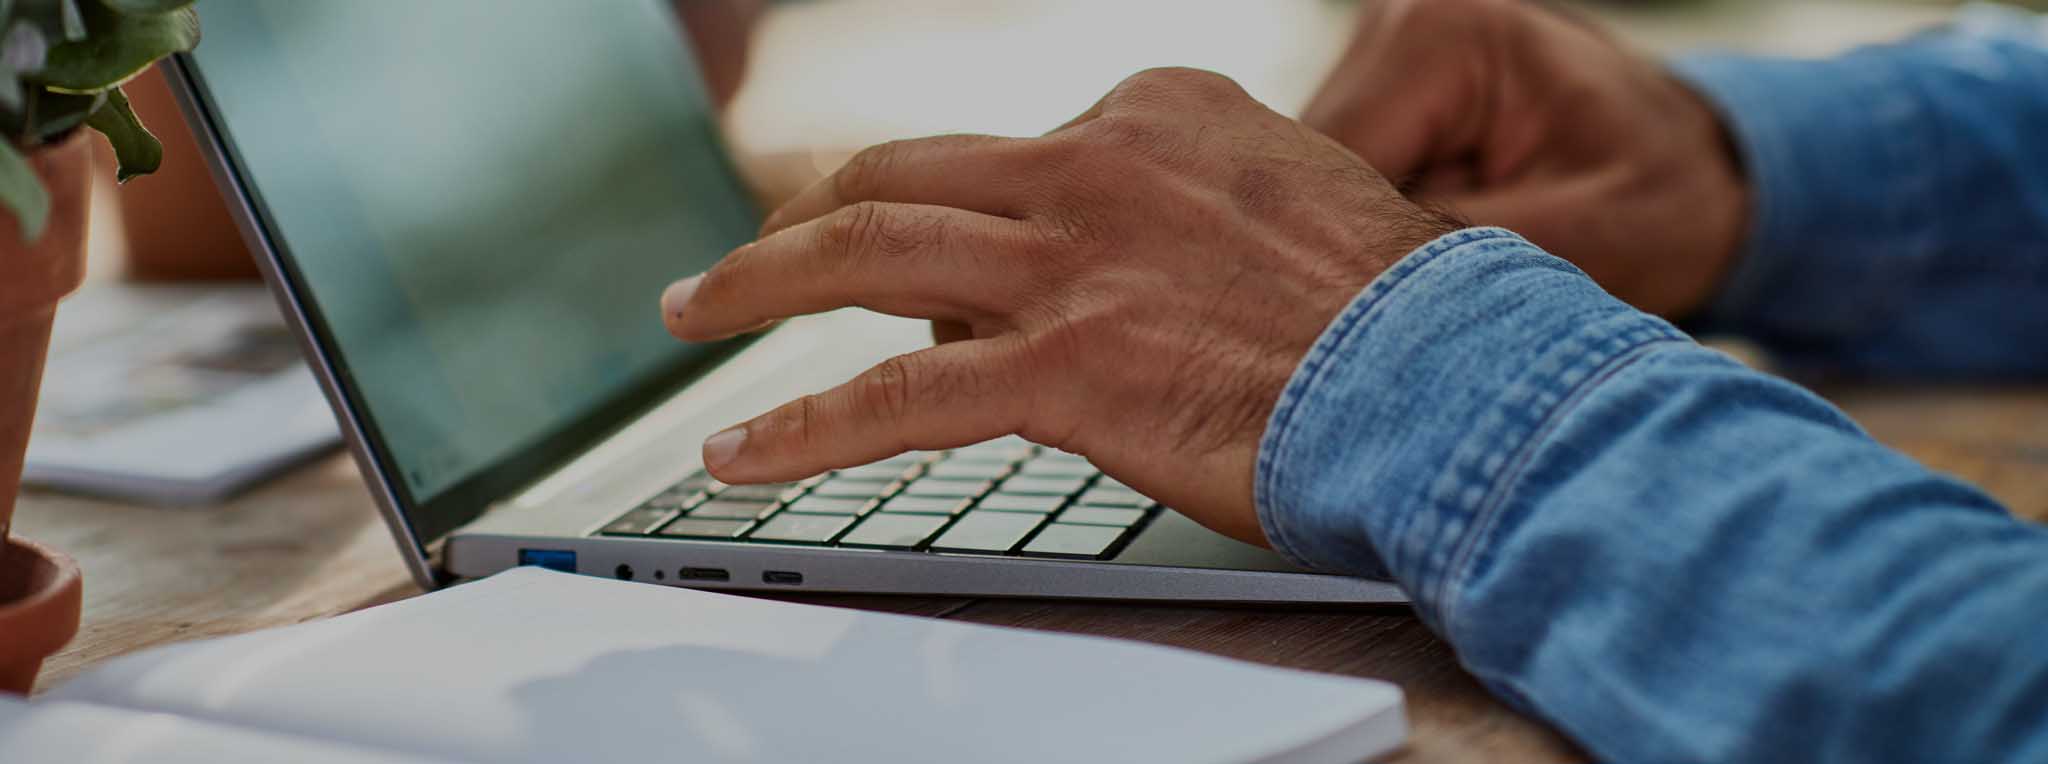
[
  {"xmin": 949, "ymin": 438, "xmax": 1034, "ymax": 463},
  {"xmin": 1094, "ymin": 476, "xmax": 1133, "ymax": 492},
  {"xmin": 811, "ymin": 478, "xmax": 896, "ymax": 499},
  {"xmin": 656, "ymin": 518, "xmax": 753, "ymax": 539},
  {"xmin": 928, "ymin": 512, "xmax": 1045, "ymax": 554},
  {"xmin": 1000, "ymin": 476, "xmax": 1088, "ymax": 496},
  {"xmin": 1019, "ymin": 523, "xmax": 1128, "ymax": 559},
  {"xmin": 877, "ymin": 496, "xmax": 971, "ymax": 515},
  {"xmin": 784, "ymin": 496, "xmax": 871, "ymax": 516},
  {"xmin": 1039, "ymin": 448, "xmax": 1089, "ymax": 462},
  {"xmin": 902, "ymin": 479, "xmax": 990, "ymax": 499},
  {"xmin": 1018, "ymin": 459, "xmax": 1097, "ymax": 478},
  {"xmin": 642, "ymin": 490, "xmax": 703, "ymax": 510},
  {"xmin": 599, "ymin": 507, "xmax": 676, "ymax": 536},
  {"xmin": 747, "ymin": 513, "xmax": 855, "ymax": 544},
  {"xmin": 713, "ymin": 483, "xmax": 799, "ymax": 502},
  {"xmin": 689, "ymin": 499, "xmax": 776, "ymax": 520},
  {"xmin": 838, "ymin": 513, "xmax": 951, "ymax": 549},
  {"xmin": 836, "ymin": 463, "xmax": 920, "ymax": 481},
  {"xmin": 926, "ymin": 460, "xmax": 1012, "ymax": 480},
  {"xmin": 1076, "ymin": 488, "xmax": 1154, "ymax": 508},
  {"xmin": 977, "ymin": 493, "xmax": 1067, "ymax": 514},
  {"xmin": 1059, "ymin": 506, "xmax": 1144, "ymax": 527}
]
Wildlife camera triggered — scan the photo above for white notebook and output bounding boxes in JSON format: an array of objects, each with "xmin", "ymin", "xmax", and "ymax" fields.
[{"xmin": 3, "ymin": 568, "xmax": 1406, "ymax": 763}]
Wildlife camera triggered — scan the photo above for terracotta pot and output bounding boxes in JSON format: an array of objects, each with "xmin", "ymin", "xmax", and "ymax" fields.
[
  {"xmin": 116, "ymin": 65, "xmax": 257, "ymax": 281},
  {"xmin": 0, "ymin": 130, "xmax": 92, "ymax": 694},
  {"xmin": 0, "ymin": 537, "xmax": 82, "ymax": 695}
]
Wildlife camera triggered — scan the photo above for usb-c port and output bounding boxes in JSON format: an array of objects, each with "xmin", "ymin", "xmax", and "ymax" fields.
[
  {"xmin": 678, "ymin": 567, "xmax": 730, "ymax": 582},
  {"xmin": 762, "ymin": 570, "xmax": 803, "ymax": 585}
]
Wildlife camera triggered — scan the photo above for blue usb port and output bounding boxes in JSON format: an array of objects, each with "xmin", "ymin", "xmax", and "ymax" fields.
[{"xmin": 517, "ymin": 549, "xmax": 578, "ymax": 573}]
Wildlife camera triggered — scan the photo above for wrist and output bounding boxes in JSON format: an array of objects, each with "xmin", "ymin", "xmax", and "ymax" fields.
[
  {"xmin": 1255, "ymin": 227, "xmax": 1688, "ymax": 621},
  {"xmin": 1665, "ymin": 72, "xmax": 1752, "ymax": 320}
]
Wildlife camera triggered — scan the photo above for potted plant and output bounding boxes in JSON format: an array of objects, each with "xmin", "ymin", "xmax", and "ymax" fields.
[{"xmin": 0, "ymin": 0, "xmax": 197, "ymax": 695}]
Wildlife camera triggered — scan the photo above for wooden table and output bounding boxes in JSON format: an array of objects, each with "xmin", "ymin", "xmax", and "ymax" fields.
[
  {"xmin": 19, "ymin": 3, "xmax": 2043, "ymax": 762},
  {"xmin": 16, "ymin": 383, "xmax": 2048, "ymax": 762}
]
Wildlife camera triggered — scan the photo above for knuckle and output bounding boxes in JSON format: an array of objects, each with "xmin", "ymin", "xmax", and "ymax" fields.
[
  {"xmin": 1017, "ymin": 138, "xmax": 1115, "ymax": 248},
  {"xmin": 1092, "ymin": 114, "xmax": 1171, "ymax": 154},
  {"xmin": 820, "ymin": 201, "xmax": 888, "ymax": 260},
  {"xmin": 879, "ymin": 208, "xmax": 946, "ymax": 258},
  {"xmin": 783, "ymin": 393, "xmax": 825, "ymax": 450},
  {"xmin": 864, "ymin": 355, "xmax": 919, "ymax": 426},
  {"xmin": 1113, "ymin": 67, "xmax": 1247, "ymax": 107},
  {"xmin": 834, "ymin": 141, "xmax": 900, "ymax": 201},
  {"xmin": 1083, "ymin": 114, "xmax": 1194, "ymax": 175}
]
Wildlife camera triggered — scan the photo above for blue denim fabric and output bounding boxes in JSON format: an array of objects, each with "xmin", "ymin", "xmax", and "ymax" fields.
[
  {"xmin": 1672, "ymin": 8, "xmax": 2048, "ymax": 378},
  {"xmin": 1256, "ymin": 16, "xmax": 2048, "ymax": 763}
]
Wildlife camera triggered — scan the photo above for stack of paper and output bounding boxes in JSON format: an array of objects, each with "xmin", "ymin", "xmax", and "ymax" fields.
[{"xmin": 3, "ymin": 568, "xmax": 1406, "ymax": 762}]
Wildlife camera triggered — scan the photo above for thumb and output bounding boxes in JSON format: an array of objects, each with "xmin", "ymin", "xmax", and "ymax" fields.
[{"xmin": 1302, "ymin": 19, "xmax": 1486, "ymax": 184}]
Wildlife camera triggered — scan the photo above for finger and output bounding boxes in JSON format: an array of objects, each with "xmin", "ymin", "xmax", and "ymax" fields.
[
  {"xmin": 665, "ymin": 202, "xmax": 1031, "ymax": 341},
  {"xmin": 700, "ymin": 337, "xmax": 1034, "ymax": 483},
  {"xmin": 760, "ymin": 134, "xmax": 1040, "ymax": 236}
]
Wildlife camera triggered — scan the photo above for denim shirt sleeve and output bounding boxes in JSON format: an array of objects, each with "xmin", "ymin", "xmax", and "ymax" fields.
[
  {"xmin": 1260, "ymin": 228, "xmax": 2048, "ymax": 762},
  {"xmin": 1667, "ymin": 8, "xmax": 2048, "ymax": 379}
]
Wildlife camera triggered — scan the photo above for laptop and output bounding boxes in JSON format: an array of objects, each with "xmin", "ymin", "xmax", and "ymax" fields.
[{"xmin": 167, "ymin": 0, "xmax": 1404, "ymax": 604}]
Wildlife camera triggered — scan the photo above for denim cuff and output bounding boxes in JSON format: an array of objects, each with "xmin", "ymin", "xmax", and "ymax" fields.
[
  {"xmin": 1255, "ymin": 228, "xmax": 1687, "ymax": 628},
  {"xmin": 1668, "ymin": 52, "xmax": 1943, "ymax": 342}
]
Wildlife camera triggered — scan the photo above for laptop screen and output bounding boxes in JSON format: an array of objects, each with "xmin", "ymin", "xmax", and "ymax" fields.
[{"xmin": 184, "ymin": 0, "xmax": 760, "ymax": 544}]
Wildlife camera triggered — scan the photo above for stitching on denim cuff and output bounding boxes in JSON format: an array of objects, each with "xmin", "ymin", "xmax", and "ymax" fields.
[
  {"xmin": 1434, "ymin": 332, "xmax": 1690, "ymax": 640},
  {"xmin": 1254, "ymin": 227, "xmax": 1524, "ymax": 570}
]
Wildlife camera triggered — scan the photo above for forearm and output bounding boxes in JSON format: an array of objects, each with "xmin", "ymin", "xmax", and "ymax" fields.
[
  {"xmin": 1262, "ymin": 229, "xmax": 2048, "ymax": 762},
  {"xmin": 1670, "ymin": 8, "xmax": 2048, "ymax": 378}
]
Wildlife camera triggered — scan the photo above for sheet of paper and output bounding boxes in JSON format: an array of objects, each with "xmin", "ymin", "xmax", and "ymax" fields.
[
  {"xmin": 51, "ymin": 567, "xmax": 1405, "ymax": 764},
  {"xmin": 0, "ymin": 697, "xmax": 446, "ymax": 763},
  {"xmin": 25, "ymin": 284, "xmax": 339, "ymax": 504}
]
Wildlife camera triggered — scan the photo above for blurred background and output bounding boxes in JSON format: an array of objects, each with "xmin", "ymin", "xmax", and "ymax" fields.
[
  {"xmin": 89, "ymin": 0, "xmax": 2042, "ymax": 279},
  {"xmin": 32, "ymin": 0, "xmax": 2041, "ymax": 506}
]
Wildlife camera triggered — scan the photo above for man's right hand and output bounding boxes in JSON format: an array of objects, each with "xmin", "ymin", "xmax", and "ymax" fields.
[{"xmin": 1304, "ymin": 0, "xmax": 1750, "ymax": 319}]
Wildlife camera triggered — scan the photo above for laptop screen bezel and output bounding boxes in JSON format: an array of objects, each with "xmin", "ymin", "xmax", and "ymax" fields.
[{"xmin": 161, "ymin": 8, "xmax": 761, "ymax": 586}]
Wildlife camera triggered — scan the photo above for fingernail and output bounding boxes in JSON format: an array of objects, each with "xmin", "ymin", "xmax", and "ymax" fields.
[
  {"xmin": 661, "ymin": 275, "xmax": 702, "ymax": 326},
  {"xmin": 703, "ymin": 426, "xmax": 747, "ymax": 471}
]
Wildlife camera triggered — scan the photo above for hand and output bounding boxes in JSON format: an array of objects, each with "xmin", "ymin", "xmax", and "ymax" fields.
[
  {"xmin": 662, "ymin": 68, "xmax": 1459, "ymax": 546},
  {"xmin": 1303, "ymin": 0, "xmax": 1748, "ymax": 319}
]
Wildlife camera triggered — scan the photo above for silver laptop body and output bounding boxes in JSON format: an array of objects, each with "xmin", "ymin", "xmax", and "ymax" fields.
[{"xmin": 166, "ymin": 0, "xmax": 1404, "ymax": 604}]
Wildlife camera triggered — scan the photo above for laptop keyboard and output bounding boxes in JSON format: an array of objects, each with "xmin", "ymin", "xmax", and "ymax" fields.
[{"xmin": 594, "ymin": 437, "xmax": 1158, "ymax": 560}]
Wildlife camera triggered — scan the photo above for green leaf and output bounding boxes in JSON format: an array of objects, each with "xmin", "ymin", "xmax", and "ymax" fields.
[
  {"xmin": 99, "ymin": 0, "xmax": 194, "ymax": 13},
  {"xmin": 33, "ymin": 89, "xmax": 101, "ymax": 141},
  {"xmin": 0, "ymin": 139, "xmax": 51, "ymax": 242},
  {"xmin": 33, "ymin": 5, "xmax": 196, "ymax": 93},
  {"xmin": 85, "ymin": 86, "xmax": 157, "ymax": 180}
]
